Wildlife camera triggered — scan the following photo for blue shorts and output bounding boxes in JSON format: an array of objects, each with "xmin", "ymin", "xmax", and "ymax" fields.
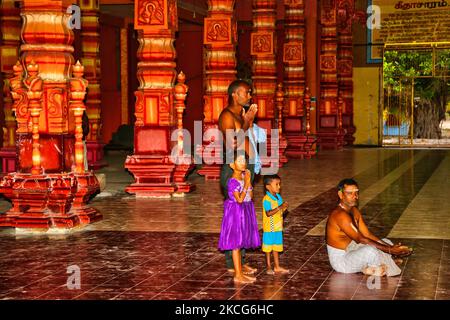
[{"xmin": 262, "ymin": 231, "xmax": 283, "ymax": 252}]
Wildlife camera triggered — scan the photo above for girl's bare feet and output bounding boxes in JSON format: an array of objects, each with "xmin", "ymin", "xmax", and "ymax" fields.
[
  {"xmin": 243, "ymin": 264, "xmax": 257, "ymax": 274},
  {"xmin": 234, "ymin": 274, "xmax": 256, "ymax": 284}
]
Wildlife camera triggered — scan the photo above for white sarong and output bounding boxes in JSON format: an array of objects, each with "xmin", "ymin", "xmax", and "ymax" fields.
[{"xmin": 326, "ymin": 238, "xmax": 401, "ymax": 277}]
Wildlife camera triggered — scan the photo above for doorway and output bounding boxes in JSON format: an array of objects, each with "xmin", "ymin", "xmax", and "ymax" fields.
[{"xmin": 382, "ymin": 45, "xmax": 450, "ymax": 147}]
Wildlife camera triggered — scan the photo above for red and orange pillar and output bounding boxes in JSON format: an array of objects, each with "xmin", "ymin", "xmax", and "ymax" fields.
[
  {"xmin": 197, "ymin": 0, "xmax": 237, "ymax": 180},
  {"xmin": 282, "ymin": 0, "xmax": 316, "ymax": 159},
  {"xmin": 0, "ymin": 0, "xmax": 21, "ymax": 173},
  {"xmin": 80, "ymin": 0, "xmax": 107, "ymax": 169},
  {"xmin": 251, "ymin": 0, "xmax": 287, "ymax": 167},
  {"xmin": 337, "ymin": 0, "xmax": 365, "ymax": 146},
  {"xmin": 316, "ymin": 0, "xmax": 345, "ymax": 150},
  {"xmin": 0, "ymin": 0, "xmax": 101, "ymax": 230},
  {"xmin": 125, "ymin": 0, "xmax": 195, "ymax": 197}
]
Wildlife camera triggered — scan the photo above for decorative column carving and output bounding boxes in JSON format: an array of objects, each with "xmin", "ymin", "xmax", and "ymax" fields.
[
  {"xmin": 125, "ymin": 0, "xmax": 195, "ymax": 197},
  {"xmin": 337, "ymin": 0, "xmax": 365, "ymax": 145},
  {"xmin": 24, "ymin": 61, "xmax": 43, "ymax": 175},
  {"xmin": 0, "ymin": 0, "xmax": 101, "ymax": 231},
  {"xmin": 70, "ymin": 61, "xmax": 88, "ymax": 175},
  {"xmin": 275, "ymin": 83, "xmax": 288, "ymax": 165},
  {"xmin": 251, "ymin": 0, "xmax": 287, "ymax": 167},
  {"xmin": 282, "ymin": 0, "xmax": 316, "ymax": 158},
  {"xmin": 197, "ymin": 0, "xmax": 237, "ymax": 180},
  {"xmin": 0, "ymin": 0, "xmax": 21, "ymax": 173},
  {"xmin": 173, "ymin": 71, "xmax": 195, "ymax": 194},
  {"xmin": 316, "ymin": 0, "xmax": 344, "ymax": 150},
  {"xmin": 80, "ymin": 0, "xmax": 106, "ymax": 169}
]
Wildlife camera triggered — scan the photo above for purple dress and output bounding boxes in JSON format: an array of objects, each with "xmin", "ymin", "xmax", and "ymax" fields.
[{"xmin": 218, "ymin": 177, "xmax": 261, "ymax": 251}]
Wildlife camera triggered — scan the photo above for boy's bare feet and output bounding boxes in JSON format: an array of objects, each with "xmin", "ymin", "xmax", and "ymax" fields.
[
  {"xmin": 362, "ymin": 264, "xmax": 386, "ymax": 277},
  {"xmin": 274, "ymin": 267, "xmax": 289, "ymax": 274},
  {"xmin": 266, "ymin": 269, "xmax": 275, "ymax": 275}
]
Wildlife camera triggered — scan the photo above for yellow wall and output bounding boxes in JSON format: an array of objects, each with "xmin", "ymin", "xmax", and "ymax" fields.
[{"xmin": 353, "ymin": 67, "xmax": 381, "ymax": 145}]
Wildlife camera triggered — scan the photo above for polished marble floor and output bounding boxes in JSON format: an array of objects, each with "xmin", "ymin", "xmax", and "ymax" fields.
[{"xmin": 0, "ymin": 148, "xmax": 449, "ymax": 300}]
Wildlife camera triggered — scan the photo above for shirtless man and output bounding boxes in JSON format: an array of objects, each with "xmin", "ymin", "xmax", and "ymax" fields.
[
  {"xmin": 326, "ymin": 178, "xmax": 412, "ymax": 276},
  {"xmin": 218, "ymin": 79, "xmax": 258, "ymax": 277}
]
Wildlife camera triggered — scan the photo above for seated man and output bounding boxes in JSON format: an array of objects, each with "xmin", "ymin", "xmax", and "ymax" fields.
[{"xmin": 325, "ymin": 178, "xmax": 412, "ymax": 277}]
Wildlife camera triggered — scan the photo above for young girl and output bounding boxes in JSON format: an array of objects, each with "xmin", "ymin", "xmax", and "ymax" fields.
[{"xmin": 218, "ymin": 153, "xmax": 260, "ymax": 284}]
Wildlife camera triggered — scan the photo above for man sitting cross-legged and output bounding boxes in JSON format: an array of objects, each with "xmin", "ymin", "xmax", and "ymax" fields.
[{"xmin": 325, "ymin": 178, "xmax": 412, "ymax": 277}]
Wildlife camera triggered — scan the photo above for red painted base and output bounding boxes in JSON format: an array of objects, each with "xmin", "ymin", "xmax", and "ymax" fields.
[
  {"xmin": 0, "ymin": 147, "xmax": 17, "ymax": 173},
  {"xmin": 278, "ymin": 135, "xmax": 289, "ymax": 166},
  {"xmin": 285, "ymin": 134, "xmax": 318, "ymax": 159},
  {"xmin": 197, "ymin": 164, "xmax": 221, "ymax": 181},
  {"xmin": 173, "ymin": 163, "xmax": 196, "ymax": 194},
  {"xmin": 344, "ymin": 126, "xmax": 356, "ymax": 145},
  {"xmin": 317, "ymin": 129, "xmax": 345, "ymax": 151},
  {"xmin": 260, "ymin": 135, "xmax": 289, "ymax": 168},
  {"xmin": 0, "ymin": 172, "xmax": 101, "ymax": 230},
  {"xmin": 125, "ymin": 154, "xmax": 195, "ymax": 197},
  {"xmin": 86, "ymin": 141, "xmax": 108, "ymax": 170}
]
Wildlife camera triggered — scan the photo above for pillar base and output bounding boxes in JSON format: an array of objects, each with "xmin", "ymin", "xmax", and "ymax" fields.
[
  {"xmin": 344, "ymin": 126, "xmax": 356, "ymax": 146},
  {"xmin": 86, "ymin": 141, "xmax": 107, "ymax": 170},
  {"xmin": 260, "ymin": 134, "xmax": 289, "ymax": 168},
  {"xmin": 0, "ymin": 147, "xmax": 17, "ymax": 173},
  {"xmin": 0, "ymin": 172, "xmax": 101, "ymax": 230},
  {"xmin": 197, "ymin": 164, "xmax": 221, "ymax": 181},
  {"xmin": 278, "ymin": 135, "xmax": 289, "ymax": 167},
  {"xmin": 317, "ymin": 129, "xmax": 345, "ymax": 151},
  {"xmin": 124, "ymin": 154, "xmax": 195, "ymax": 198},
  {"xmin": 285, "ymin": 134, "xmax": 318, "ymax": 159}
]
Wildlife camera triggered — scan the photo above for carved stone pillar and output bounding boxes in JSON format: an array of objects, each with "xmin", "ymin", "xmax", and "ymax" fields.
[
  {"xmin": 251, "ymin": 0, "xmax": 287, "ymax": 167},
  {"xmin": 197, "ymin": 0, "xmax": 237, "ymax": 180},
  {"xmin": 125, "ymin": 0, "xmax": 194, "ymax": 197},
  {"xmin": 316, "ymin": 0, "xmax": 344, "ymax": 150},
  {"xmin": 80, "ymin": 0, "xmax": 106, "ymax": 169},
  {"xmin": 337, "ymin": 0, "xmax": 365, "ymax": 146},
  {"xmin": 282, "ymin": 0, "xmax": 316, "ymax": 158},
  {"xmin": 0, "ymin": 0, "xmax": 101, "ymax": 231},
  {"xmin": 0, "ymin": 0, "xmax": 20, "ymax": 173},
  {"xmin": 274, "ymin": 83, "xmax": 288, "ymax": 165}
]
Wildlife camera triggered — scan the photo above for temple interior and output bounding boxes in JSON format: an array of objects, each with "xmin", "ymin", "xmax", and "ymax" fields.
[{"xmin": 0, "ymin": 0, "xmax": 450, "ymax": 301}]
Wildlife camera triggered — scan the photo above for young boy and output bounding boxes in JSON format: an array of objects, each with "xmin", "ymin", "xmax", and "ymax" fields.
[{"xmin": 262, "ymin": 174, "xmax": 289, "ymax": 275}]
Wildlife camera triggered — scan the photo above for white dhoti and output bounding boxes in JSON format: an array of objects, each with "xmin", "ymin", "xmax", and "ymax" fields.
[{"xmin": 327, "ymin": 238, "xmax": 401, "ymax": 277}]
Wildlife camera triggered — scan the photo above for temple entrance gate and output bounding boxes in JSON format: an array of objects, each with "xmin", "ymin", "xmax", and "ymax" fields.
[{"xmin": 382, "ymin": 44, "xmax": 450, "ymax": 147}]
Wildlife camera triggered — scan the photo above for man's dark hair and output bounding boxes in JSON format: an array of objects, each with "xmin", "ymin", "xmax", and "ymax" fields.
[
  {"xmin": 263, "ymin": 174, "xmax": 281, "ymax": 189},
  {"xmin": 337, "ymin": 178, "xmax": 358, "ymax": 192},
  {"xmin": 227, "ymin": 79, "xmax": 250, "ymax": 105}
]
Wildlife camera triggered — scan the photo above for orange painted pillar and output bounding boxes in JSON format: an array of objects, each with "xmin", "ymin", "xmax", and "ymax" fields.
[
  {"xmin": 197, "ymin": 0, "xmax": 237, "ymax": 181},
  {"xmin": 337, "ymin": 0, "xmax": 364, "ymax": 146},
  {"xmin": 0, "ymin": 0, "xmax": 101, "ymax": 230},
  {"xmin": 251, "ymin": 0, "xmax": 287, "ymax": 167},
  {"xmin": 0, "ymin": 0, "xmax": 20, "ymax": 173},
  {"xmin": 282, "ymin": 0, "xmax": 316, "ymax": 159},
  {"xmin": 80, "ymin": 0, "xmax": 107, "ymax": 169},
  {"xmin": 305, "ymin": 0, "xmax": 318, "ymax": 135},
  {"xmin": 125, "ymin": 0, "xmax": 195, "ymax": 197},
  {"xmin": 317, "ymin": 0, "xmax": 344, "ymax": 150}
]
